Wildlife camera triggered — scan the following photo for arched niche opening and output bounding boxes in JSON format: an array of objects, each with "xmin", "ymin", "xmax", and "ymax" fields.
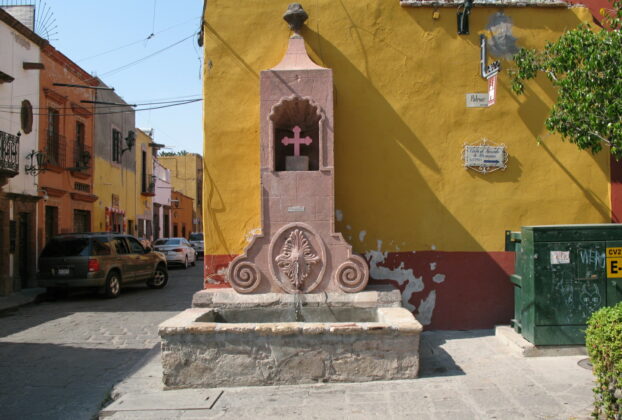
[{"xmin": 270, "ymin": 96, "xmax": 322, "ymax": 172}]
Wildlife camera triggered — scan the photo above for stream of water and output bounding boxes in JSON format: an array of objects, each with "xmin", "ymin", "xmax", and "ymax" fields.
[{"xmin": 293, "ymin": 292, "xmax": 304, "ymax": 321}]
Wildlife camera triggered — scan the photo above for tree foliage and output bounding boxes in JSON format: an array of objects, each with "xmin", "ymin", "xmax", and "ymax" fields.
[
  {"xmin": 510, "ymin": 1, "xmax": 622, "ymax": 157},
  {"xmin": 586, "ymin": 302, "xmax": 622, "ymax": 419}
]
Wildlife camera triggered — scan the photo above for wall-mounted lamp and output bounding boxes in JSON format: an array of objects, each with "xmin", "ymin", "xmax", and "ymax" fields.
[
  {"xmin": 38, "ymin": 188, "xmax": 49, "ymax": 201},
  {"xmin": 457, "ymin": 0, "xmax": 473, "ymax": 35},
  {"xmin": 480, "ymin": 35, "xmax": 501, "ymax": 79},
  {"xmin": 121, "ymin": 130, "xmax": 136, "ymax": 155},
  {"xmin": 25, "ymin": 149, "xmax": 47, "ymax": 175}
]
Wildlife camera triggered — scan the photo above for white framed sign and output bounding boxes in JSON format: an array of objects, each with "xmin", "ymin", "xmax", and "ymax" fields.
[
  {"xmin": 462, "ymin": 138, "xmax": 508, "ymax": 174},
  {"xmin": 466, "ymin": 93, "xmax": 489, "ymax": 108}
]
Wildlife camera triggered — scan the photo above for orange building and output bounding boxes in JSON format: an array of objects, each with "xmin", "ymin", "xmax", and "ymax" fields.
[
  {"xmin": 37, "ymin": 44, "xmax": 98, "ymax": 249},
  {"xmin": 171, "ymin": 190, "xmax": 193, "ymax": 239}
]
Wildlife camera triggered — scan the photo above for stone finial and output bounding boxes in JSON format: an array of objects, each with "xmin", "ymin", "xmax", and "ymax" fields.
[{"xmin": 283, "ymin": 3, "xmax": 308, "ymax": 32}]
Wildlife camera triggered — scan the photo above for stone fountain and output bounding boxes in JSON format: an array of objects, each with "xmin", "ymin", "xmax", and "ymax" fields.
[{"xmin": 159, "ymin": 3, "xmax": 422, "ymax": 389}]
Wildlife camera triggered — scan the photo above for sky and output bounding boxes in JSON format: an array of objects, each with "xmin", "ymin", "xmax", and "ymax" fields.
[{"xmin": 34, "ymin": 0, "xmax": 204, "ymax": 154}]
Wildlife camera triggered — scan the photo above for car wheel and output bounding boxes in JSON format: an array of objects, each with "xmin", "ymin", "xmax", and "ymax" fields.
[
  {"xmin": 105, "ymin": 271, "xmax": 121, "ymax": 298},
  {"xmin": 183, "ymin": 256, "xmax": 189, "ymax": 269},
  {"xmin": 147, "ymin": 264, "xmax": 168, "ymax": 289}
]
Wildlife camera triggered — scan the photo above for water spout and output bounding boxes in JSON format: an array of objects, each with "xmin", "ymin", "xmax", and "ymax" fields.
[{"xmin": 293, "ymin": 292, "xmax": 304, "ymax": 322}]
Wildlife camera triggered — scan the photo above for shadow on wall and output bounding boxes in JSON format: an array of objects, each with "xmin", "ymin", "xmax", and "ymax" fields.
[
  {"xmin": 306, "ymin": 28, "xmax": 484, "ymax": 252},
  {"xmin": 539, "ymin": 140, "xmax": 611, "ymax": 221},
  {"xmin": 302, "ymin": 29, "xmax": 514, "ymax": 329}
]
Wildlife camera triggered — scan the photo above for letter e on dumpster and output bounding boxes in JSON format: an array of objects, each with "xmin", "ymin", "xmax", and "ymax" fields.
[{"xmin": 606, "ymin": 247, "xmax": 622, "ymax": 278}]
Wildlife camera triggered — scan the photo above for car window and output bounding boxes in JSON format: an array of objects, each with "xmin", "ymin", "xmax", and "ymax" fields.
[
  {"xmin": 154, "ymin": 239, "xmax": 180, "ymax": 246},
  {"xmin": 111, "ymin": 238, "xmax": 130, "ymax": 255},
  {"xmin": 189, "ymin": 233, "xmax": 203, "ymax": 241},
  {"xmin": 41, "ymin": 238, "xmax": 90, "ymax": 257},
  {"xmin": 126, "ymin": 237, "xmax": 145, "ymax": 254},
  {"xmin": 182, "ymin": 239, "xmax": 191, "ymax": 247},
  {"xmin": 91, "ymin": 237, "xmax": 112, "ymax": 256}
]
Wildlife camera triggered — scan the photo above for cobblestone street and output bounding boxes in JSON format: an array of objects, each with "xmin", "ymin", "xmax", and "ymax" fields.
[{"xmin": 0, "ymin": 264, "xmax": 203, "ymax": 420}]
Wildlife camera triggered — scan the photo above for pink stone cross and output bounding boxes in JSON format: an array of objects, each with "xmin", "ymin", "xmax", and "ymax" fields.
[{"xmin": 281, "ymin": 126, "xmax": 312, "ymax": 157}]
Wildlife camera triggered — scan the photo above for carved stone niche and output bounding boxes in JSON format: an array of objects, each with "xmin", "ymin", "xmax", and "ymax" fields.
[
  {"xmin": 226, "ymin": 27, "xmax": 368, "ymax": 295},
  {"xmin": 272, "ymin": 97, "xmax": 321, "ymax": 172}
]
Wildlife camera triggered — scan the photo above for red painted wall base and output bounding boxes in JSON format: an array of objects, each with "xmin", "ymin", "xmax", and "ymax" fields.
[{"xmin": 203, "ymin": 250, "xmax": 515, "ymax": 330}]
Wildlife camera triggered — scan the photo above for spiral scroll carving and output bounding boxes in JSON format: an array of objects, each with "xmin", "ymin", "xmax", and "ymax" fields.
[
  {"xmin": 335, "ymin": 257, "xmax": 369, "ymax": 293},
  {"xmin": 228, "ymin": 259, "xmax": 261, "ymax": 294}
]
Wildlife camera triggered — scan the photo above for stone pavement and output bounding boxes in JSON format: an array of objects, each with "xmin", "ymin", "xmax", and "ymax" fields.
[
  {"xmin": 100, "ymin": 329, "xmax": 595, "ymax": 420},
  {"xmin": 0, "ymin": 264, "xmax": 204, "ymax": 420},
  {"xmin": 0, "ymin": 287, "xmax": 45, "ymax": 313}
]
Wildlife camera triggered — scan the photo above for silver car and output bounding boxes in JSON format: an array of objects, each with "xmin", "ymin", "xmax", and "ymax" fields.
[
  {"xmin": 188, "ymin": 232, "xmax": 204, "ymax": 256},
  {"xmin": 153, "ymin": 237, "xmax": 197, "ymax": 269}
]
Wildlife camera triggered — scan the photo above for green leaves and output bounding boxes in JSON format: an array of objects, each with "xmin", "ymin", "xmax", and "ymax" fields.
[
  {"xmin": 586, "ymin": 302, "xmax": 622, "ymax": 419},
  {"xmin": 510, "ymin": 0, "xmax": 622, "ymax": 157}
]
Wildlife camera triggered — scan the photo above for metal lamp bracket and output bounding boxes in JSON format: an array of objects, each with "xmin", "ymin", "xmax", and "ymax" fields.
[{"xmin": 480, "ymin": 34, "xmax": 501, "ymax": 79}]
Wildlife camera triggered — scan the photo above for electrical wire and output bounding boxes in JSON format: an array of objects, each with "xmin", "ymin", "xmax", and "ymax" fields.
[
  {"xmin": 0, "ymin": 98, "xmax": 202, "ymax": 117},
  {"xmin": 0, "ymin": 97, "xmax": 202, "ymax": 110},
  {"xmin": 77, "ymin": 15, "xmax": 201, "ymax": 62},
  {"xmin": 98, "ymin": 32, "xmax": 197, "ymax": 78}
]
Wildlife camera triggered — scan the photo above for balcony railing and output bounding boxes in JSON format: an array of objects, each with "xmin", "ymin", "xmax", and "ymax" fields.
[
  {"xmin": 69, "ymin": 141, "xmax": 92, "ymax": 176},
  {"xmin": 44, "ymin": 130, "xmax": 66, "ymax": 169},
  {"xmin": 141, "ymin": 174, "xmax": 156, "ymax": 196},
  {"xmin": 0, "ymin": 130, "xmax": 19, "ymax": 177}
]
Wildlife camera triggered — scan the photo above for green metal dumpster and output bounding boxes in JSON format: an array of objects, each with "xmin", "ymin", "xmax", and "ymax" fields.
[{"xmin": 507, "ymin": 224, "xmax": 622, "ymax": 345}]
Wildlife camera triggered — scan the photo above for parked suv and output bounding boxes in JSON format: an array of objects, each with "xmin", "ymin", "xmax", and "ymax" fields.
[
  {"xmin": 188, "ymin": 232, "xmax": 204, "ymax": 256},
  {"xmin": 38, "ymin": 233, "xmax": 168, "ymax": 298}
]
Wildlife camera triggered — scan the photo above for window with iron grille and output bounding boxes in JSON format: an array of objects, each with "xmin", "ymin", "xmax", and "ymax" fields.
[
  {"xmin": 112, "ymin": 128, "xmax": 122, "ymax": 163},
  {"xmin": 47, "ymin": 107, "xmax": 60, "ymax": 165},
  {"xmin": 74, "ymin": 182, "xmax": 90, "ymax": 192}
]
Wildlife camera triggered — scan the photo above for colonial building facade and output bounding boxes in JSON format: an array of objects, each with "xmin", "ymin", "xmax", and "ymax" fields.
[
  {"xmin": 200, "ymin": 0, "xmax": 612, "ymax": 329},
  {"xmin": 0, "ymin": 8, "xmax": 45, "ymax": 294}
]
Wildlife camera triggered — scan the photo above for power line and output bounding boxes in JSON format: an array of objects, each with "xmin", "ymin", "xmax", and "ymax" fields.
[
  {"xmin": 0, "ymin": 98, "xmax": 202, "ymax": 117},
  {"xmin": 0, "ymin": 97, "xmax": 202, "ymax": 110},
  {"xmin": 98, "ymin": 32, "xmax": 197, "ymax": 78},
  {"xmin": 77, "ymin": 15, "xmax": 201, "ymax": 62}
]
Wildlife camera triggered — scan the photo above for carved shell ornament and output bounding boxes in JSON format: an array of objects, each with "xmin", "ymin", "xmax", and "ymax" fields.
[{"xmin": 275, "ymin": 229, "xmax": 320, "ymax": 290}]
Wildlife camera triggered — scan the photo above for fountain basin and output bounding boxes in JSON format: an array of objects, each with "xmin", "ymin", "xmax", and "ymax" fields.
[{"xmin": 159, "ymin": 306, "xmax": 422, "ymax": 388}]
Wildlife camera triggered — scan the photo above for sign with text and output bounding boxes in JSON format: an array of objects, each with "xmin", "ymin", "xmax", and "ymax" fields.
[
  {"xmin": 466, "ymin": 93, "xmax": 489, "ymax": 108},
  {"xmin": 487, "ymin": 74, "xmax": 497, "ymax": 107},
  {"xmin": 606, "ymin": 247, "xmax": 622, "ymax": 278},
  {"xmin": 463, "ymin": 145, "xmax": 506, "ymax": 169}
]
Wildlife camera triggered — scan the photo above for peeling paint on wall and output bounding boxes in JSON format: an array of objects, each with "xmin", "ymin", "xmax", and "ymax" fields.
[
  {"xmin": 487, "ymin": 12, "xmax": 519, "ymax": 60},
  {"xmin": 365, "ymin": 241, "xmax": 424, "ymax": 311},
  {"xmin": 430, "ymin": 262, "xmax": 437, "ymax": 271},
  {"xmin": 416, "ymin": 290, "xmax": 437, "ymax": 326},
  {"xmin": 245, "ymin": 228, "xmax": 261, "ymax": 243},
  {"xmin": 207, "ymin": 266, "xmax": 228, "ymax": 284},
  {"xmin": 432, "ymin": 273, "xmax": 446, "ymax": 284},
  {"xmin": 359, "ymin": 230, "xmax": 367, "ymax": 242},
  {"xmin": 335, "ymin": 209, "xmax": 343, "ymax": 222}
]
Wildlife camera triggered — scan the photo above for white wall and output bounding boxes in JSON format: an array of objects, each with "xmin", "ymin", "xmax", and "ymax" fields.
[
  {"xmin": 153, "ymin": 158, "xmax": 171, "ymax": 238},
  {"xmin": 0, "ymin": 21, "xmax": 40, "ymax": 196}
]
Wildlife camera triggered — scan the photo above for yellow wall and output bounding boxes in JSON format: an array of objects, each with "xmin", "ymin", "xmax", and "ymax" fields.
[
  {"xmin": 135, "ymin": 129, "xmax": 153, "ymax": 227},
  {"xmin": 202, "ymin": 1, "xmax": 609, "ymax": 256},
  {"xmin": 93, "ymin": 158, "xmax": 138, "ymax": 232},
  {"xmin": 159, "ymin": 154, "xmax": 201, "ymax": 219}
]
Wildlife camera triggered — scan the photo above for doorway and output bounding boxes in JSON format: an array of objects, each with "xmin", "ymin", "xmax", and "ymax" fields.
[
  {"xmin": 19, "ymin": 213, "xmax": 29, "ymax": 289},
  {"xmin": 45, "ymin": 205, "xmax": 58, "ymax": 246}
]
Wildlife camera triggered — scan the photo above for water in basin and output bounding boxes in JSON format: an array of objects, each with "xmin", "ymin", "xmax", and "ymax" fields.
[{"xmin": 196, "ymin": 307, "xmax": 379, "ymax": 323}]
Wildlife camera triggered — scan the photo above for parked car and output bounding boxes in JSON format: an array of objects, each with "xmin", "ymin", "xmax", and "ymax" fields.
[
  {"xmin": 38, "ymin": 233, "xmax": 168, "ymax": 298},
  {"xmin": 188, "ymin": 232, "xmax": 204, "ymax": 256},
  {"xmin": 153, "ymin": 237, "xmax": 196, "ymax": 269}
]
